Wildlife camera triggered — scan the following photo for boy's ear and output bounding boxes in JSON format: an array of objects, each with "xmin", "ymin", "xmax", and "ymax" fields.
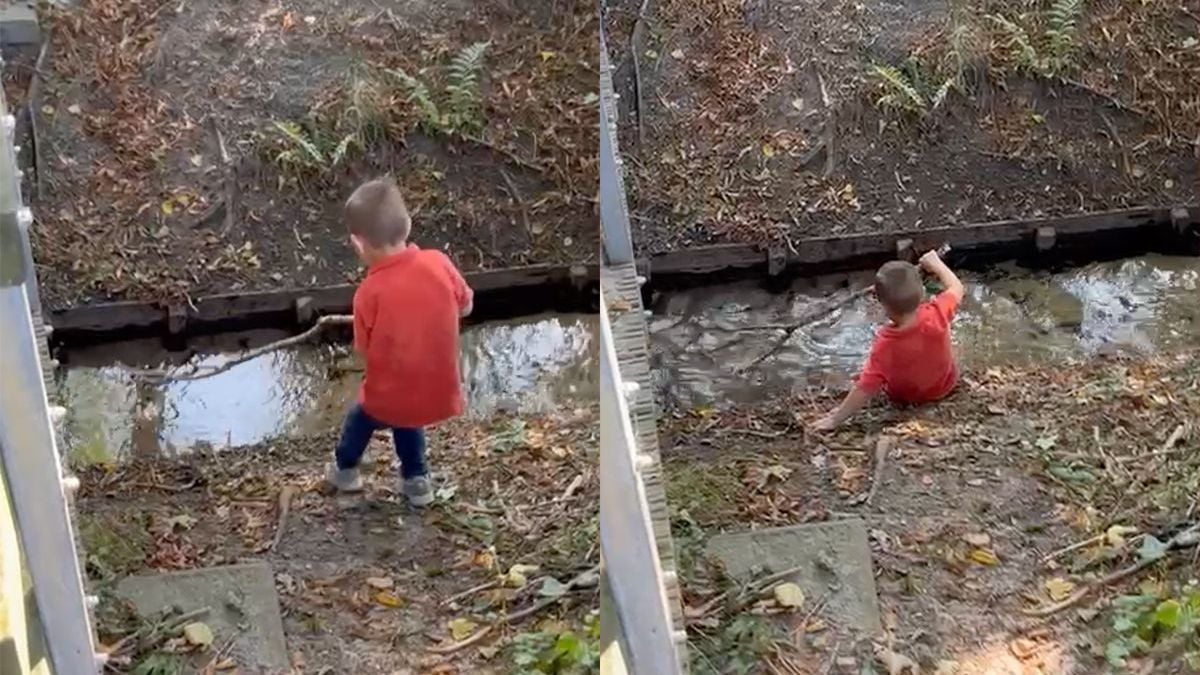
[{"xmin": 349, "ymin": 234, "xmax": 365, "ymax": 254}]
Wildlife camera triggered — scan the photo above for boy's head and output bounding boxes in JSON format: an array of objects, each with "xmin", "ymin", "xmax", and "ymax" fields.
[
  {"xmin": 345, "ymin": 177, "xmax": 411, "ymax": 261},
  {"xmin": 874, "ymin": 260, "xmax": 923, "ymax": 317}
]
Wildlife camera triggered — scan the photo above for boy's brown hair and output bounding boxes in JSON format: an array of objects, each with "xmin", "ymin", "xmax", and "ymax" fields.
[
  {"xmin": 344, "ymin": 177, "xmax": 411, "ymax": 248},
  {"xmin": 874, "ymin": 261, "xmax": 923, "ymax": 315}
]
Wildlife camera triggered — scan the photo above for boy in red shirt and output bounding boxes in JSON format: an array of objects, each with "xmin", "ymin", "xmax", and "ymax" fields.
[
  {"xmin": 813, "ymin": 249, "xmax": 964, "ymax": 431},
  {"xmin": 325, "ymin": 177, "xmax": 473, "ymax": 505}
]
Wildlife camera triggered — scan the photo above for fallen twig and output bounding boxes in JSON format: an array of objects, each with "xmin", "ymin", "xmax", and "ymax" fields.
[
  {"xmin": 499, "ymin": 168, "xmax": 533, "ymax": 240},
  {"xmin": 441, "ymin": 580, "xmax": 500, "ymax": 607},
  {"xmin": 211, "ymin": 118, "xmax": 239, "ymax": 236},
  {"xmin": 630, "ymin": 0, "xmax": 652, "ymax": 149},
  {"xmin": 27, "ymin": 35, "xmax": 51, "ymax": 200},
  {"xmin": 1116, "ymin": 423, "xmax": 1187, "ymax": 464},
  {"xmin": 428, "ymin": 565, "xmax": 600, "ymax": 654},
  {"xmin": 742, "ymin": 286, "xmax": 873, "ymax": 370},
  {"xmin": 268, "ymin": 484, "xmax": 297, "ymax": 552},
  {"xmin": 1023, "ymin": 523, "xmax": 1199, "ymax": 617},
  {"xmin": 860, "ymin": 435, "xmax": 894, "ymax": 506},
  {"xmin": 123, "ymin": 314, "xmax": 351, "ymax": 382}
]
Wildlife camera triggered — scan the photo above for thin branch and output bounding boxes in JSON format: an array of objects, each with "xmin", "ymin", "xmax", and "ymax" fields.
[{"xmin": 122, "ymin": 314, "xmax": 351, "ymax": 383}]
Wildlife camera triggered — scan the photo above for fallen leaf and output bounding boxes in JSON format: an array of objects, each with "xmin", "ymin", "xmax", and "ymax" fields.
[
  {"xmin": 539, "ymin": 577, "xmax": 567, "ymax": 598},
  {"xmin": 1137, "ymin": 535, "xmax": 1168, "ymax": 562},
  {"xmin": 539, "ymin": 50, "xmax": 556, "ymax": 61},
  {"xmin": 1035, "ymin": 435, "xmax": 1058, "ymax": 450},
  {"xmin": 876, "ymin": 646, "xmax": 918, "ymax": 675},
  {"xmin": 473, "ymin": 549, "xmax": 496, "ymax": 570},
  {"xmin": 773, "ymin": 582, "xmax": 805, "ymax": 609},
  {"xmin": 671, "ymin": 49, "xmax": 685, "ymax": 59},
  {"xmin": 448, "ymin": 617, "xmax": 477, "ymax": 641},
  {"xmin": 161, "ymin": 200, "xmax": 175, "ymax": 216},
  {"xmin": 762, "ymin": 144, "xmax": 776, "ymax": 158},
  {"xmin": 1045, "ymin": 577, "xmax": 1076, "ymax": 601},
  {"xmin": 67, "ymin": 104, "xmax": 82, "ymax": 115},
  {"xmin": 374, "ymin": 591, "xmax": 403, "ymax": 608},
  {"xmin": 969, "ymin": 548, "xmax": 1000, "ymax": 566},
  {"xmin": 501, "ymin": 563, "xmax": 540, "ymax": 588},
  {"xmin": 365, "ymin": 576, "xmax": 394, "ymax": 590},
  {"xmin": 1105, "ymin": 524, "xmax": 1138, "ymax": 547},
  {"xmin": 183, "ymin": 622, "xmax": 214, "ymax": 647},
  {"xmin": 962, "ymin": 533, "xmax": 991, "ymax": 547}
]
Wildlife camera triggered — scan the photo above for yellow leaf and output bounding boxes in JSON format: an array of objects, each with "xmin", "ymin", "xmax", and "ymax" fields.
[
  {"xmin": 449, "ymin": 617, "xmax": 478, "ymax": 641},
  {"xmin": 502, "ymin": 563, "xmax": 540, "ymax": 588},
  {"xmin": 969, "ymin": 548, "xmax": 999, "ymax": 566},
  {"xmin": 374, "ymin": 591, "xmax": 404, "ymax": 608},
  {"xmin": 161, "ymin": 200, "xmax": 175, "ymax": 215},
  {"xmin": 1044, "ymin": 577, "xmax": 1075, "ymax": 601},
  {"xmin": 773, "ymin": 582, "xmax": 805, "ymax": 609},
  {"xmin": 539, "ymin": 51, "xmax": 556, "ymax": 61},
  {"xmin": 1105, "ymin": 525, "xmax": 1138, "ymax": 547},
  {"xmin": 762, "ymin": 144, "xmax": 776, "ymax": 158},
  {"xmin": 182, "ymin": 621, "xmax": 214, "ymax": 647},
  {"xmin": 473, "ymin": 549, "xmax": 496, "ymax": 570}
]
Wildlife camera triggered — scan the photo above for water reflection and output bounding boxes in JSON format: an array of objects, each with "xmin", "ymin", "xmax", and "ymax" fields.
[{"xmin": 58, "ymin": 314, "xmax": 598, "ymax": 464}]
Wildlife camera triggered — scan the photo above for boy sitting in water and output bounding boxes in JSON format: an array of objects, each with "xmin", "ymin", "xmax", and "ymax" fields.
[
  {"xmin": 325, "ymin": 177, "xmax": 473, "ymax": 505},
  {"xmin": 813, "ymin": 249, "xmax": 963, "ymax": 431}
]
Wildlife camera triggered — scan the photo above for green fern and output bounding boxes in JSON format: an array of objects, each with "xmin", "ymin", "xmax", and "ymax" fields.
[
  {"xmin": 1043, "ymin": 0, "xmax": 1081, "ymax": 71},
  {"xmin": 389, "ymin": 68, "xmax": 442, "ymax": 131},
  {"xmin": 272, "ymin": 121, "xmax": 327, "ymax": 171},
  {"xmin": 872, "ymin": 65, "xmax": 927, "ymax": 115},
  {"xmin": 445, "ymin": 41, "xmax": 490, "ymax": 134},
  {"xmin": 988, "ymin": 14, "xmax": 1041, "ymax": 73},
  {"xmin": 389, "ymin": 42, "xmax": 489, "ymax": 136}
]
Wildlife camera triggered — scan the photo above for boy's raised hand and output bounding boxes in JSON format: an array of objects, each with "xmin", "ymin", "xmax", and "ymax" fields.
[
  {"xmin": 811, "ymin": 414, "xmax": 839, "ymax": 432},
  {"xmin": 918, "ymin": 248, "xmax": 943, "ymax": 272}
]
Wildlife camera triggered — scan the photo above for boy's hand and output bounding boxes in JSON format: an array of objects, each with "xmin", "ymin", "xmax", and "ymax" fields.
[
  {"xmin": 918, "ymin": 249, "xmax": 944, "ymax": 272},
  {"xmin": 811, "ymin": 414, "xmax": 840, "ymax": 432}
]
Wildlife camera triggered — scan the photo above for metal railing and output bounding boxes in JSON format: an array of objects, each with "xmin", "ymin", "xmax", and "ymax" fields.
[
  {"xmin": 0, "ymin": 55, "xmax": 102, "ymax": 674},
  {"xmin": 598, "ymin": 22, "xmax": 688, "ymax": 675}
]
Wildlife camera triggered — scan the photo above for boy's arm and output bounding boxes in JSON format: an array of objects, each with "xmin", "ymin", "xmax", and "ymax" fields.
[
  {"xmin": 919, "ymin": 249, "xmax": 964, "ymax": 304},
  {"xmin": 813, "ymin": 386, "xmax": 873, "ymax": 431},
  {"xmin": 813, "ymin": 345, "xmax": 885, "ymax": 431},
  {"xmin": 438, "ymin": 253, "xmax": 474, "ymax": 317},
  {"xmin": 352, "ymin": 288, "xmax": 374, "ymax": 355}
]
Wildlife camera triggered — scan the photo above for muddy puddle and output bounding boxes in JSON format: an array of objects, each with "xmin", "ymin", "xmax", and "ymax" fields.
[
  {"xmin": 58, "ymin": 314, "xmax": 598, "ymax": 465},
  {"xmin": 650, "ymin": 255, "xmax": 1200, "ymax": 407}
]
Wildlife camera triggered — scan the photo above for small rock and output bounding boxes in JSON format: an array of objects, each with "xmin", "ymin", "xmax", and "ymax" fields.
[
  {"xmin": 67, "ymin": 104, "xmax": 82, "ymax": 115},
  {"xmin": 1131, "ymin": 166, "xmax": 1145, "ymax": 178},
  {"xmin": 962, "ymin": 532, "xmax": 991, "ymax": 547},
  {"xmin": 1164, "ymin": 179, "xmax": 1175, "ymax": 189}
]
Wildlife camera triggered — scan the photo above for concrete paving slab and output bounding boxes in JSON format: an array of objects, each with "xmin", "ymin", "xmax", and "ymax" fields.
[
  {"xmin": 706, "ymin": 519, "xmax": 882, "ymax": 634},
  {"xmin": 116, "ymin": 561, "xmax": 289, "ymax": 672},
  {"xmin": 0, "ymin": 2, "xmax": 40, "ymax": 47}
]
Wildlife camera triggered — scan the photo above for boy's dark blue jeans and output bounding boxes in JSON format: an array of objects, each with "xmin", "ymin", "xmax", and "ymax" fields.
[{"xmin": 335, "ymin": 404, "xmax": 428, "ymax": 479}]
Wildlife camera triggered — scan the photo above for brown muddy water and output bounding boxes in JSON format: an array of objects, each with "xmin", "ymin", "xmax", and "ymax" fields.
[
  {"xmin": 649, "ymin": 255, "xmax": 1200, "ymax": 408},
  {"xmin": 58, "ymin": 314, "xmax": 598, "ymax": 465}
]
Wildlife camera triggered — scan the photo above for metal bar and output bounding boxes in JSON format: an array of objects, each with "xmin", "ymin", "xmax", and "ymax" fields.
[
  {"xmin": 599, "ymin": 291, "xmax": 684, "ymax": 674},
  {"xmin": 599, "ymin": 27, "xmax": 635, "ymax": 265},
  {"xmin": 0, "ymin": 56, "xmax": 100, "ymax": 675}
]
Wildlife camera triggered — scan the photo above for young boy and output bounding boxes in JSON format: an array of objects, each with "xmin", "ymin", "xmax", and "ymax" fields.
[
  {"xmin": 325, "ymin": 177, "xmax": 473, "ymax": 505},
  {"xmin": 813, "ymin": 249, "xmax": 963, "ymax": 431}
]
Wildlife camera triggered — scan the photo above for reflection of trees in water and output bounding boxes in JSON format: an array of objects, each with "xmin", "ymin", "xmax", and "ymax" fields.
[{"xmin": 460, "ymin": 316, "xmax": 598, "ymax": 415}]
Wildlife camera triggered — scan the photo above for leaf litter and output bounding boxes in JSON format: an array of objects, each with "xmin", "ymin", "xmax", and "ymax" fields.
[
  {"xmin": 78, "ymin": 404, "xmax": 599, "ymax": 673},
  {"xmin": 17, "ymin": 0, "xmax": 598, "ymax": 308},
  {"xmin": 661, "ymin": 348, "xmax": 1200, "ymax": 672}
]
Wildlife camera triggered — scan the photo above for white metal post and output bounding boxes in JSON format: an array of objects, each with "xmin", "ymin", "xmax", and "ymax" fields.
[
  {"xmin": 599, "ymin": 28, "xmax": 635, "ymax": 266},
  {"xmin": 0, "ymin": 56, "xmax": 101, "ymax": 675},
  {"xmin": 599, "ymin": 298, "xmax": 684, "ymax": 674}
]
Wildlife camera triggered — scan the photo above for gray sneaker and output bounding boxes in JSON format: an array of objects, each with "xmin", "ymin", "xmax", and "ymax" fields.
[
  {"xmin": 402, "ymin": 475, "xmax": 434, "ymax": 507},
  {"xmin": 325, "ymin": 463, "xmax": 364, "ymax": 492}
]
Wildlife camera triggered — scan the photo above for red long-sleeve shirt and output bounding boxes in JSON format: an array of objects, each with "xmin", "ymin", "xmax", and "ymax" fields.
[
  {"xmin": 353, "ymin": 245, "xmax": 473, "ymax": 428},
  {"xmin": 857, "ymin": 292, "xmax": 959, "ymax": 404}
]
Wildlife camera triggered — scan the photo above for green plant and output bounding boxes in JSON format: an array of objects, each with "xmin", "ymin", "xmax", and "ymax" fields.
[
  {"xmin": 130, "ymin": 652, "xmax": 185, "ymax": 675},
  {"xmin": 390, "ymin": 42, "xmax": 490, "ymax": 136},
  {"xmin": 511, "ymin": 617, "xmax": 600, "ymax": 674},
  {"xmin": 988, "ymin": 0, "xmax": 1083, "ymax": 77},
  {"xmin": 269, "ymin": 120, "xmax": 356, "ymax": 177},
  {"xmin": 1105, "ymin": 586, "xmax": 1200, "ymax": 669},
  {"xmin": 693, "ymin": 614, "xmax": 784, "ymax": 674},
  {"xmin": 870, "ymin": 62, "xmax": 957, "ymax": 117}
]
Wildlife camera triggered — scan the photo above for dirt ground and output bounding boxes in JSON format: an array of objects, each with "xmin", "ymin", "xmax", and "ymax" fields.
[
  {"xmin": 76, "ymin": 405, "xmax": 599, "ymax": 674},
  {"xmin": 602, "ymin": 0, "xmax": 1199, "ymax": 252},
  {"xmin": 659, "ymin": 349, "xmax": 1199, "ymax": 674},
  {"xmin": 2, "ymin": 0, "xmax": 596, "ymax": 309}
]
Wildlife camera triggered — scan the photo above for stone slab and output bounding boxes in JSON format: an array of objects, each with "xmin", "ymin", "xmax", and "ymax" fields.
[
  {"xmin": 115, "ymin": 561, "xmax": 288, "ymax": 672},
  {"xmin": 0, "ymin": 3, "xmax": 40, "ymax": 47},
  {"xmin": 706, "ymin": 519, "xmax": 882, "ymax": 634}
]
